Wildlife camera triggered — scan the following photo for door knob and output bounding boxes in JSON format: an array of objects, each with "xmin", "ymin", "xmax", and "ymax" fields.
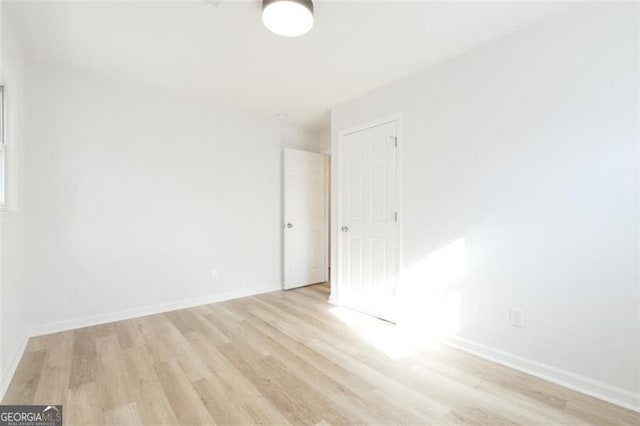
[
  {"xmin": 286, "ymin": 223, "xmax": 293, "ymax": 229},
  {"xmin": 341, "ymin": 226, "xmax": 349, "ymax": 232}
]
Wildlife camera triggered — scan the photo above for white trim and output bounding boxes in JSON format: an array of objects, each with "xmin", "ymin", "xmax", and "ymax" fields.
[
  {"xmin": 339, "ymin": 114, "xmax": 401, "ymax": 137},
  {"xmin": 0, "ymin": 84, "xmax": 7, "ymax": 209},
  {"xmin": 393, "ymin": 117, "xmax": 403, "ymax": 320},
  {"xmin": 28, "ymin": 283, "xmax": 282, "ymax": 337},
  {"xmin": 444, "ymin": 334, "xmax": 640, "ymax": 413},
  {"xmin": 324, "ymin": 155, "xmax": 331, "ymax": 282},
  {"xmin": 0, "ymin": 332, "xmax": 28, "ymax": 401},
  {"xmin": 334, "ymin": 114, "xmax": 403, "ymax": 321}
]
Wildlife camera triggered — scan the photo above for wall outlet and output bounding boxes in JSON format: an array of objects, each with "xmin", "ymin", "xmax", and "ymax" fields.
[
  {"xmin": 509, "ymin": 308, "xmax": 524, "ymax": 328},
  {"xmin": 211, "ymin": 269, "xmax": 219, "ymax": 280}
]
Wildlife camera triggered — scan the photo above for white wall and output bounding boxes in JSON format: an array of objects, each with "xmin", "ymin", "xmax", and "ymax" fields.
[
  {"xmin": 331, "ymin": 3, "xmax": 639, "ymax": 407},
  {"xmin": 0, "ymin": 5, "xmax": 28, "ymax": 394},
  {"xmin": 311, "ymin": 127, "xmax": 331, "ymax": 155},
  {"xmin": 23, "ymin": 67, "xmax": 325, "ymax": 331}
]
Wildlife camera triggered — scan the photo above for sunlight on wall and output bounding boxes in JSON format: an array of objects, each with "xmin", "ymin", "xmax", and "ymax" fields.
[
  {"xmin": 397, "ymin": 238, "xmax": 466, "ymax": 343},
  {"xmin": 403, "ymin": 238, "xmax": 466, "ymax": 294}
]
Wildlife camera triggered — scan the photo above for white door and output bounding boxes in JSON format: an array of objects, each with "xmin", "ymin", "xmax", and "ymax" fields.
[
  {"xmin": 284, "ymin": 149, "xmax": 328, "ymax": 289},
  {"xmin": 339, "ymin": 120, "xmax": 398, "ymax": 321}
]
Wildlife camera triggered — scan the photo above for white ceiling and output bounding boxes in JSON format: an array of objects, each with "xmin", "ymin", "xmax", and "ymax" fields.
[{"xmin": 5, "ymin": 0, "xmax": 573, "ymax": 130}]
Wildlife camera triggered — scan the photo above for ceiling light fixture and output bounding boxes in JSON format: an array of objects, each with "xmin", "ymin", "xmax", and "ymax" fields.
[{"xmin": 262, "ymin": 0, "xmax": 314, "ymax": 37}]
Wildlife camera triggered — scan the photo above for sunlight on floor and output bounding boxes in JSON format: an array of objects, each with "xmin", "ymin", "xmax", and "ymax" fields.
[
  {"xmin": 330, "ymin": 306, "xmax": 415, "ymax": 359},
  {"xmin": 331, "ymin": 238, "xmax": 467, "ymax": 360}
]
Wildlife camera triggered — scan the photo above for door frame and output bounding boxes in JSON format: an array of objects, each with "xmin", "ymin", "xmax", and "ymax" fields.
[{"xmin": 330, "ymin": 114, "xmax": 403, "ymax": 317}]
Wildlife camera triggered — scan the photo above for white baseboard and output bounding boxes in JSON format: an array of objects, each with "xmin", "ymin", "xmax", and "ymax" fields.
[
  {"xmin": 28, "ymin": 283, "xmax": 282, "ymax": 337},
  {"xmin": 327, "ymin": 296, "xmax": 340, "ymax": 306},
  {"xmin": 0, "ymin": 332, "xmax": 28, "ymax": 402},
  {"xmin": 444, "ymin": 334, "xmax": 640, "ymax": 413}
]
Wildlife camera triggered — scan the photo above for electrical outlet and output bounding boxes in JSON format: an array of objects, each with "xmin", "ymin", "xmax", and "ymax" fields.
[
  {"xmin": 211, "ymin": 269, "xmax": 219, "ymax": 280},
  {"xmin": 509, "ymin": 308, "xmax": 523, "ymax": 328}
]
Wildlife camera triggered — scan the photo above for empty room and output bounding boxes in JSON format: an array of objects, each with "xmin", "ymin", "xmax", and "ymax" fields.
[{"xmin": 0, "ymin": 0, "xmax": 638, "ymax": 424}]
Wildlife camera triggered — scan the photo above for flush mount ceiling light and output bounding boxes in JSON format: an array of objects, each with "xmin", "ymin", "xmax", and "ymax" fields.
[{"xmin": 262, "ymin": 0, "xmax": 314, "ymax": 37}]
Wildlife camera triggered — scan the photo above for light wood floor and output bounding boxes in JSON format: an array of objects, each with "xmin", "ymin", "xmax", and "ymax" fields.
[{"xmin": 3, "ymin": 283, "xmax": 639, "ymax": 425}]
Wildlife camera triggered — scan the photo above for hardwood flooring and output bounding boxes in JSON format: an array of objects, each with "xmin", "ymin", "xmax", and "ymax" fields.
[{"xmin": 3, "ymin": 283, "xmax": 639, "ymax": 425}]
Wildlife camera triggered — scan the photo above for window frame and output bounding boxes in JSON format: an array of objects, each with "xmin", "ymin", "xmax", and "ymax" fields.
[
  {"xmin": 0, "ymin": 86, "xmax": 4, "ymax": 146},
  {"xmin": 0, "ymin": 86, "xmax": 6, "ymax": 208}
]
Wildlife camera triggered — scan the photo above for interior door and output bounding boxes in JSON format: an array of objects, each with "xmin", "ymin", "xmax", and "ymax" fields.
[
  {"xmin": 284, "ymin": 149, "xmax": 328, "ymax": 289},
  {"xmin": 339, "ymin": 120, "xmax": 398, "ymax": 321}
]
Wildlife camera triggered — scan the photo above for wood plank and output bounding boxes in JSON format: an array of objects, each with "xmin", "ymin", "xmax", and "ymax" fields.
[
  {"xmin": 104, "ymin": 403, "xmax": 143, "ymax": 426},
  {"xmin": 69, "ymin": 327, "xmax": 98, "ymax": 389},
  {"xmin": 31, "ymin": 331, "xmax": 73, "ymax": 406},
  {"xmin": 1, "ymin": 350, "xmax": 47, "ymax": 404},
  {"xmin": 153, "ymin": 359, "xmax": 215, "ymax": 425}
]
